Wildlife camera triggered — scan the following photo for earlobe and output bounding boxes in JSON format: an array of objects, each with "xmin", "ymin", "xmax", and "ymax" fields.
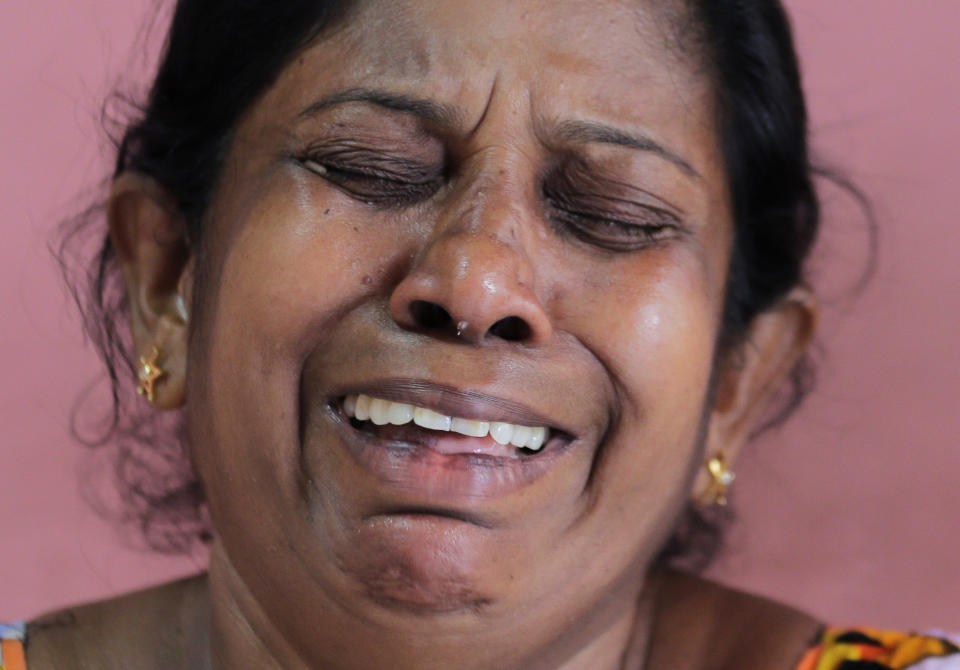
[
  {"xmin": 108, "ymin": 173, "xmax": 192, "ymax": 409},
  {"xmin": 692, "ymin": 287, "xmax": 818, "ymax": 502}
]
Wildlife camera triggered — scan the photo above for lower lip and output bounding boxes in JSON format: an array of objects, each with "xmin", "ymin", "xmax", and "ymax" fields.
[{"xmin": 326, "ymin": 405, "xmax": 567, "ymax": 503}]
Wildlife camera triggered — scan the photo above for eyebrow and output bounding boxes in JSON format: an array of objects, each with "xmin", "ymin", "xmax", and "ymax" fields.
[
  {"xmin": 297, "ymin": 86, "xmax": 462, "ymax": 128},
  {"xmin": 554, "ymin": 120, "xmax": 700, "ymax": 178},
  {"xmin": 298, "ymin": 87, "xmax": 699, "ymax": 178}
]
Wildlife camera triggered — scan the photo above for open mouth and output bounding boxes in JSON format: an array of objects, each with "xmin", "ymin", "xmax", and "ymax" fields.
[
  {"xmin": 339, "ymin": 394, "xmax": 563, "ymax": 460},
  {"xmin": 320, "ymin": 387, "xmax": 577, "ymax": 502}
]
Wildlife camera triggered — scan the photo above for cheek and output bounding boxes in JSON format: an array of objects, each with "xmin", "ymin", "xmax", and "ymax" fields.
[
  {"xmin": 186, "ymin": 170, "xmax": 409, "ymax": 529},
  {"xmin": 576, "ymin": 248, "xmax": 717, "ymax": 401},
  {"xmin": 516, "ymin": 244, "xmax": 724, "ymax": 595},
  {"xmin": 556, "ymin": 245, "xmax": 721, "ymax": 504}
]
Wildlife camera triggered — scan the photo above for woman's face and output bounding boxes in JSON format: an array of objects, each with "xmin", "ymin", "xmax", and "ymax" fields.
[{"xmin": 176, "ymin": 0, "xmax": 739, "ymax": 661}]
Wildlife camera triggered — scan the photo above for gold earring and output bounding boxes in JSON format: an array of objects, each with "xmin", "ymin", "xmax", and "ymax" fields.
[
  {"xmin": 703, "ymin": 451, "xmax": 735, "ymax": 506},
  {"xmin": 136, "ymin": 345, "xmax": 166, "ymax": 404}
]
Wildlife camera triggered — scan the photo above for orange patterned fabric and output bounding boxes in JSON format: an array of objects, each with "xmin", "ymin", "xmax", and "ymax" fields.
[
  {"xmin": 0, "ymin": 624, "xmax": 26, "ymax": 670},
  {"xmin": 0, "ymin": 641, "xmax": 25, "ymax": 670},
  {"xmin": 796, "ymin": 628, "xmax": 960, "ymax": 670}
]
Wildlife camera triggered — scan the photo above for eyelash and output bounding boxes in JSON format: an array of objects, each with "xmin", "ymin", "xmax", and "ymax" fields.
[
  {"xmin": 544, "ymin": 184, "xmax": 682, "ymax": 250},
  {"xmin": 552, "ymin": 207, "xmax": 677, "ymax": 248},
  {"xmin": 300, "ymin": 155, "xmax": 442, "ymax": 207}
]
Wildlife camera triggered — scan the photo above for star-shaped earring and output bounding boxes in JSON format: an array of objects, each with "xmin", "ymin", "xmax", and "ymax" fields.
[{"xmin": 137, "ymin": 345, "xmax": 166, "ymax": 404}]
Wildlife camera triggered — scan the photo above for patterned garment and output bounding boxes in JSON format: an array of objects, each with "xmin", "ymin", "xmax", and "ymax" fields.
[
  {"xmin": 796, "ymin": 628, "xmax": 960, "ymax": 670},
  {"xmin": 2, "ymin": 620, "xmax": 959, "ymax": 668},
  {"xmin": 0, "ymin": 623, "xmax": 26, "ymax": 670}
]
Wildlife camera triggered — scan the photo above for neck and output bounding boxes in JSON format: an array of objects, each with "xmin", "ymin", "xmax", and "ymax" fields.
[{"xmin": 199, "ymin": 544, "xmax": 663, "ymax": 670}]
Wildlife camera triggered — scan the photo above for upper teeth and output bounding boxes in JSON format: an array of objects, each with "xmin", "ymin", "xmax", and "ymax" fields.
[{"xmin": 343, "ymin": 394, "xmax": 549, "ymax": 451}]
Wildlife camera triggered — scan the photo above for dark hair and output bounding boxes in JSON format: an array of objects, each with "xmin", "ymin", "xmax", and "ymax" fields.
[{"xmin": 63, "ymin": 0, "xmax": 832, "ymax": 564}]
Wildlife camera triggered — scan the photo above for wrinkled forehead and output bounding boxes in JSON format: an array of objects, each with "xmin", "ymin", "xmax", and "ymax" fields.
[{"xmin": 283, "ymin": 0, "xmax": 714, "ymax": 133}]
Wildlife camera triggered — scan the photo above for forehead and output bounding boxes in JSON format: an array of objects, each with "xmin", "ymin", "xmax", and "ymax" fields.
[
  {"xmin": 338, "ymin": 0, "xmax": 697, "ymax": 74},
  {"xmin": 265, "ymin": 0, "xmax": 715, "ymax": 154}
]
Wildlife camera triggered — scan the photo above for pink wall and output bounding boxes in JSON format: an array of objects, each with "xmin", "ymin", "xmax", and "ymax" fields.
[{"xmin": 2, "ymin": 1, "xmax": 958, "ymax": 628}]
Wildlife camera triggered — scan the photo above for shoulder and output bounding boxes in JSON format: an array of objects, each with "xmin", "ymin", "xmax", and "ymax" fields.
[
  {"xmin": 648, "ymin": 571, "xmax": 960, "ymax": 670},
  {"xmin": 24, "ymin": 574, "xmax": 209, "ymax": 670},
  {"xmin": 647, "ymin": 570, "xmax": 824, "ymax": 670}
]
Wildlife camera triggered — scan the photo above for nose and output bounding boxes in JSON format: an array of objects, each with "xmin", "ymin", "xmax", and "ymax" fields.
[{"xmin": 388, "ymin": 194, "xmax": 553, "ymax": 346}]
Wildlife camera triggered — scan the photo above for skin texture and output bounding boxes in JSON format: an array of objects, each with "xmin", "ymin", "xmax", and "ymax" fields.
[{"xmin": 30, "ymin": 0, "xmax": 818, "ymax": 668}]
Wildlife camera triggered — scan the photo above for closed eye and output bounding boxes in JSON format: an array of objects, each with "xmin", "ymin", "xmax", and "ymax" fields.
[
  {"xmin": 299, "ymin": 150, "xmax": 443, "ymax": 207},
  {"xmin": 542, "ymin": 158, "xmax": 686, "ymax": 251},
  {"xmin": 544, "ymin": 185, "xmax": 683, "ymax": 251},
  {"xmin": 552, "ymin": 207, "xmax": 678, "ymax": 250}
]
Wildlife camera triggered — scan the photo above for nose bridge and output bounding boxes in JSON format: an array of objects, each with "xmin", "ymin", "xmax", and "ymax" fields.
[
  {"xmin": 428, "ymin": 189, "xmax": 535, "ymax": 316},
  {"xmin": 450, "ymin": 151, "xmax": 526, "ymax": 231},
  {"xmin": 440, "ymin": 165, "xmax": 532, "ymax": 276},
  {"xmin": 388, "ymin": 154, "xmax": 553, "ymax": 345}
]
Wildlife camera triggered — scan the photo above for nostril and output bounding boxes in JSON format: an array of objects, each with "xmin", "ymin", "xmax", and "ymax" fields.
[
  {"xmin": 409, "ymin": 300, "xmax": 454, "ymax": 330},
  {"xmin": 486, "ymin": 316, "xmax": 531, "ymax": 342}
]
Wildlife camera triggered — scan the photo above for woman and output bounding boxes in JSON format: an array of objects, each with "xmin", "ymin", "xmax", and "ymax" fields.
[{"xmin": 2, "ymin": 0, "xmax": 957, "ymax": 668}]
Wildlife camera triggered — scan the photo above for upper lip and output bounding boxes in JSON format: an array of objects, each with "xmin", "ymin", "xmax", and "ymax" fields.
[{"xmin": 332, "ymin": 377, "xmax": 576, "ymax": 438}]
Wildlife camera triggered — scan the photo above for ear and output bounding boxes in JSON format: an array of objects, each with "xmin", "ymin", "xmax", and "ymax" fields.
[
  {"xmin": 108, "ymin": 172, "xmax": 192, "ymax": 409},
  {"xmin": 692, "ymin": 287, "xmax": 818, "ymax": 501}
]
